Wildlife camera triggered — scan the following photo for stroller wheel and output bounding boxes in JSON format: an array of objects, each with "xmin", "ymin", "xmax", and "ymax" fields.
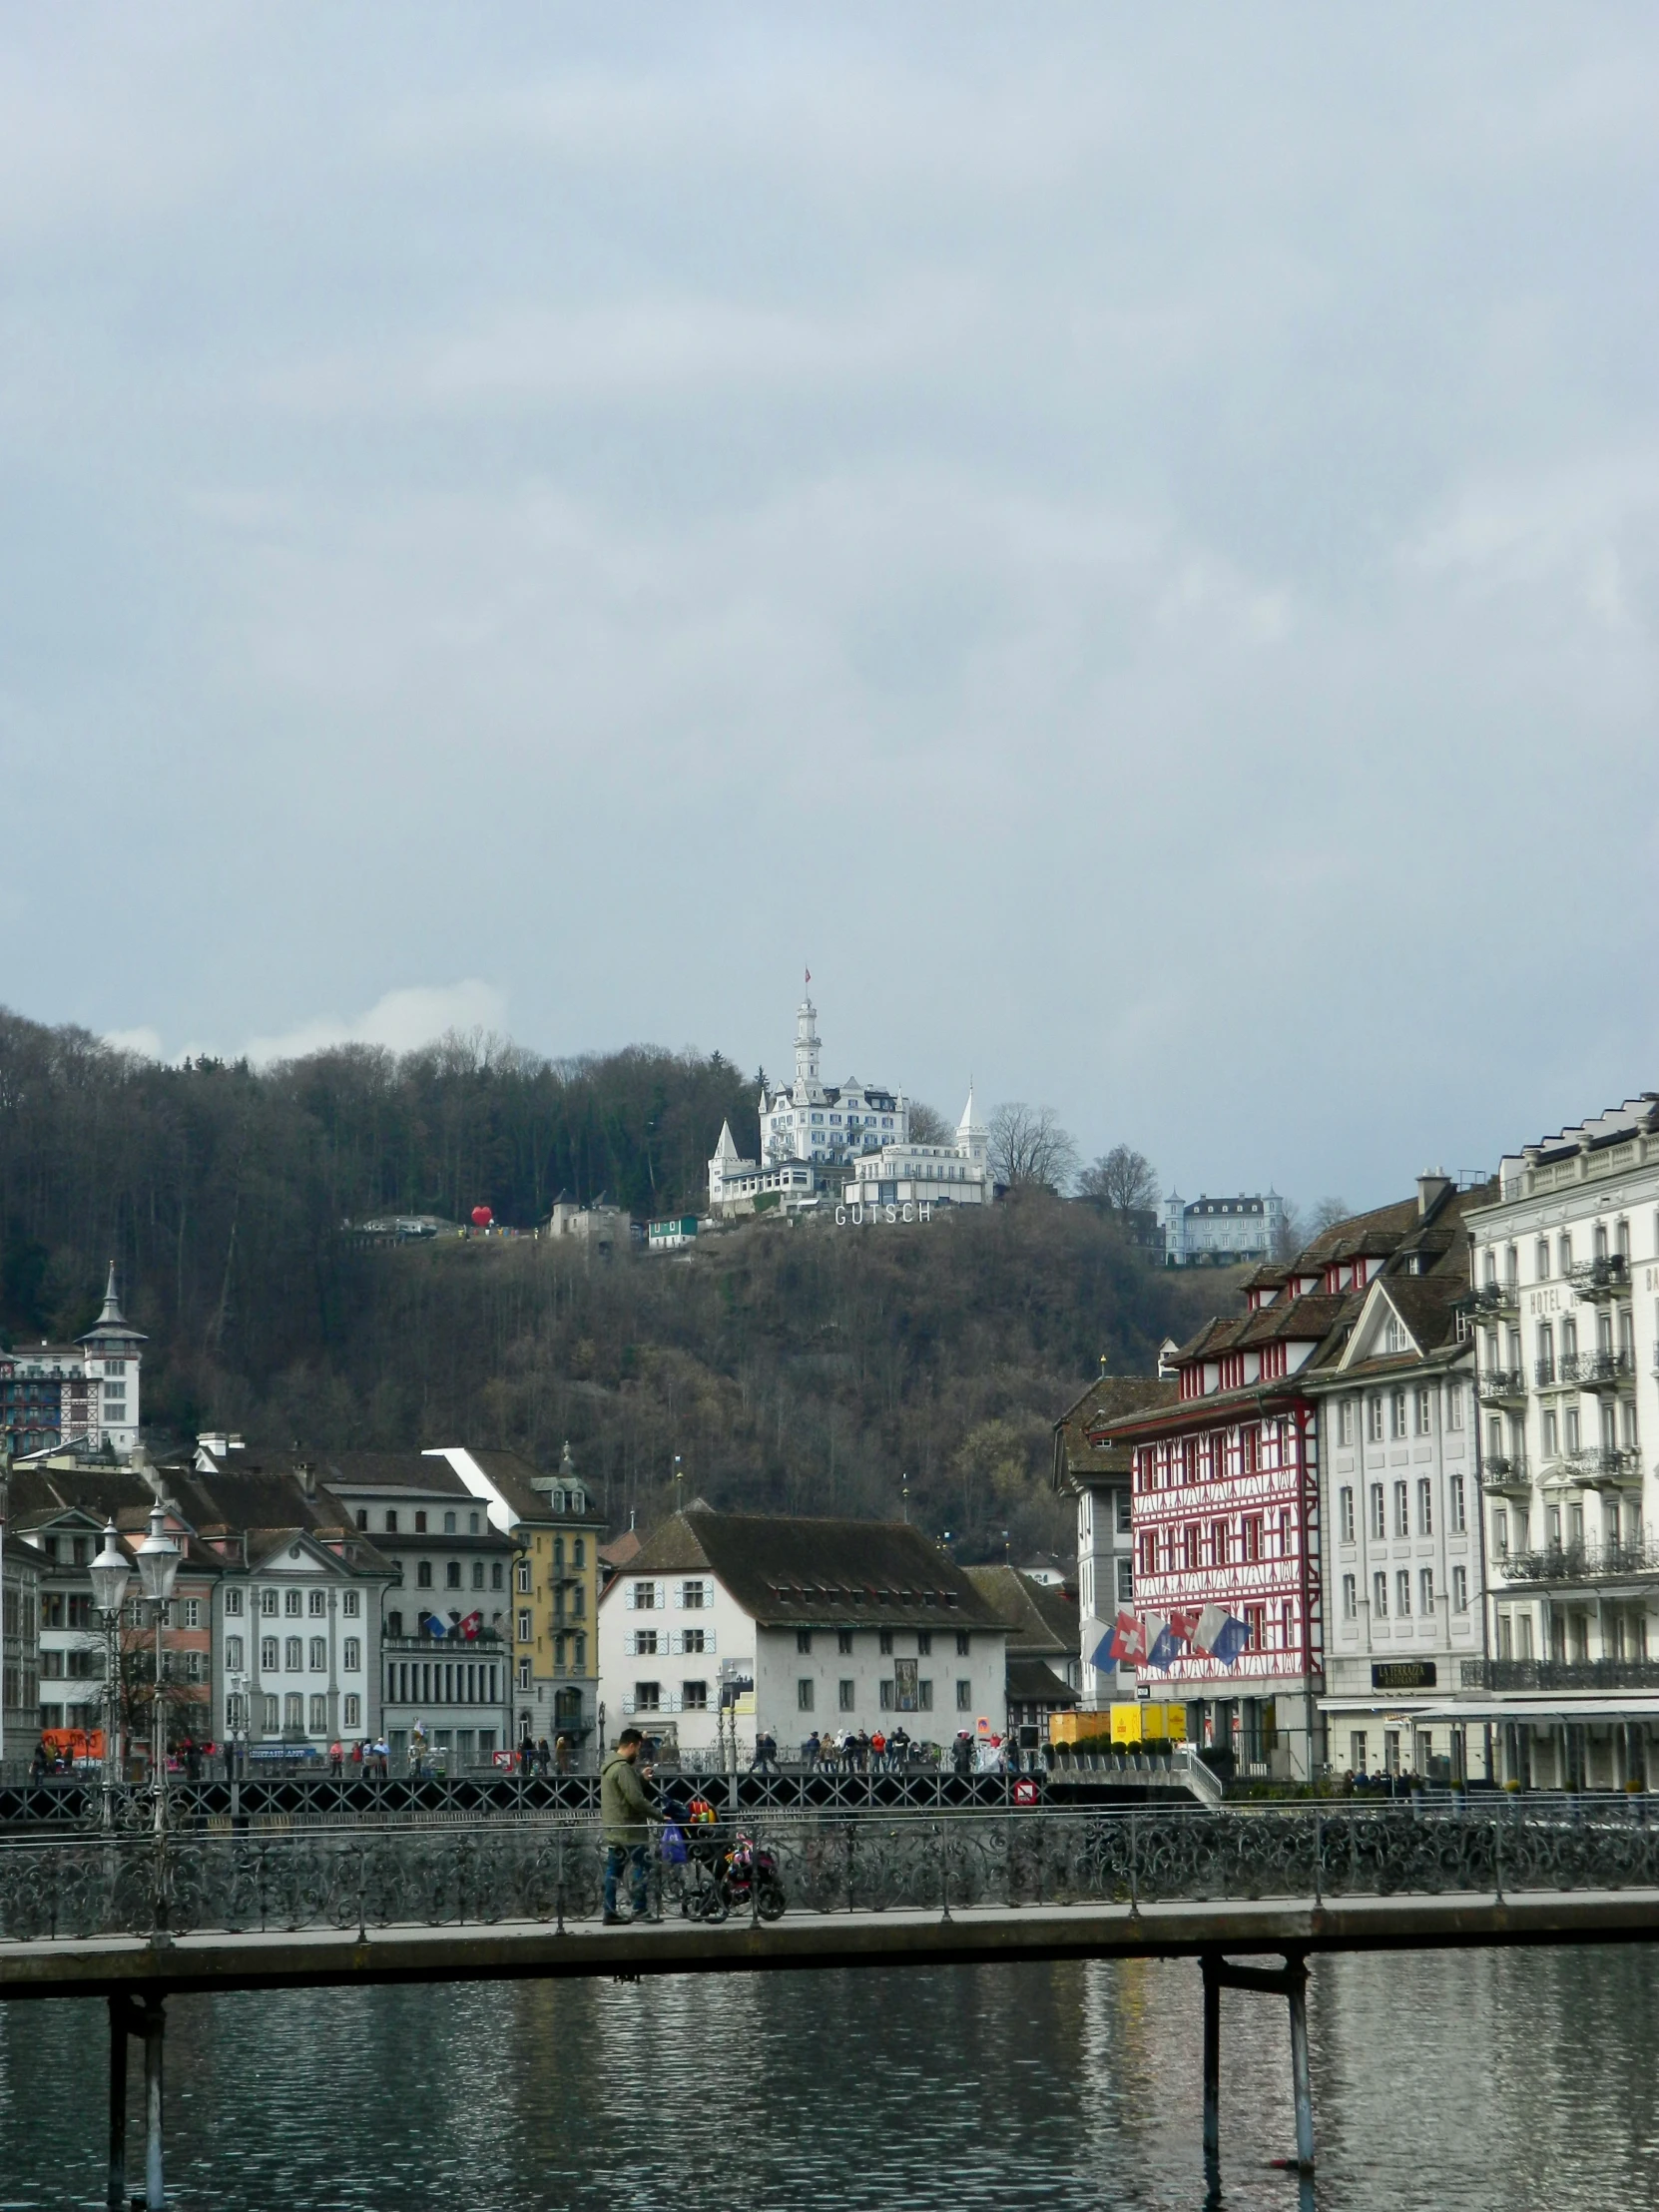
[
  {"xmin": 698, "ymin": 1887, "xmax": 730, "ymax": 1925},
  {"xmin": 757, "ymin": 1881, "xmax": 787, "ymax": 1923}
]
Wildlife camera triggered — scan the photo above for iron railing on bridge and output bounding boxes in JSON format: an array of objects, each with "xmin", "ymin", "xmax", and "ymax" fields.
[{"xmin": 3, "ymin": 1801, "xmax": 1658, "ymax": 1945}]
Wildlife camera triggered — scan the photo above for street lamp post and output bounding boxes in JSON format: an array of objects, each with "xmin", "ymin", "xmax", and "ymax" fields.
[
  {"xmin": 135, "ymin": 1506, "xmax": 181, "ymax": 1837},
  {"xmin": 90, "ymin": 1522, "xmax": 133, "ymax": 1838}
]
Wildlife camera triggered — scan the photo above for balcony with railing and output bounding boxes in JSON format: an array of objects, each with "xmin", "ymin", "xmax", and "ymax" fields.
[
  {"xmin": 1479, "ymin": 1453, "xmax": 1531, "ymax": 1496},
  {"xmin": 1568, "ymin": 1255, "xmax": 1631, "ymax": 1303},
  {"xmin": 1559, "ymin": 1446, "xmax": 1641, "ymax": 1488},
  {"xmin": 1477, "ymin": 1368, "xmax": 1527, "ymax": 1405},
  {"xmin": 1461, "ymin": 1657, "xmax": 1659, "ymax": 1694},
  {"xmin": 1465, "ymin": 1281, "xmax": 1518, "ymax": 1317},
  {"xmin": 1494, "ymin": 1536, "xmax": 1659, "ymax": 1587},
  {"xmin": 1576, "ymin": 1348, "xmax": 1636, "ymax": 1393}
]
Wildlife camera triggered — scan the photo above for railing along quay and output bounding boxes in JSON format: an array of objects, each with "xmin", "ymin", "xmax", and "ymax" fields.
[
  {"xmin": 5, "ymin": 1798, "xmax": 1659, "ymax": 1945},
  {"xmin": 0, "ymin": 1758, "xmax": 1198, "ymax": 1835}
]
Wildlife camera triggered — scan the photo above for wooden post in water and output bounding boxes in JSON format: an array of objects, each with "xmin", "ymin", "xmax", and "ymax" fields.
[
  {"xmin": 107, "ymin": 1996, "xmax": 128, "ymax": 2212},
  {"xmin": 143, "ymin": 1998, "xmax": 166, "ymax": 2209},
  {"xmin": 1287, "ymin": 1955, "xmax": 1315, "ymax": 2174}
]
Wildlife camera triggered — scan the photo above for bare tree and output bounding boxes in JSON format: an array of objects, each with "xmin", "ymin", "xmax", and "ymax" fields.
[
  {"xmin": 1078, "ymin": 1145, "xmax": 1159, "ymax": 1213},
  {"xmin": 906, "ymin": 1101, "xmax": 952, "ymax": 1147},
  {"xmin": 1274, "ymin": 1195, "xmax": 1350, "ymax": 1261},
  {"xmin": 987, "ymin": 1102, "xmax": 1079, "ymax": 1193}
]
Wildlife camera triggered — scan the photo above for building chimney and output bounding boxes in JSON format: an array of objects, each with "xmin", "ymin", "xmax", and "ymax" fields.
[
  {"xmin": 1416, "ymin": 1168, "xmax": 1453, "ymax": 1218},
  {"xmin": 296, "ymin": 1459, "xmax": 317, "ymax": 1500}
]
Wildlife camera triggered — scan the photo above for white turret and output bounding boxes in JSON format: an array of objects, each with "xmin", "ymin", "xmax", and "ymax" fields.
[
  {"xmin": 78, "ymin": 1261, "xmax": 147, "ymax": 1458},
  {"xmin": 955, "ymin": 1082, "xmax": 988, "ymax": 1170},
  {"xmin": 793, "ymin": 993, "xmax": 825, "ymax": 1103}
]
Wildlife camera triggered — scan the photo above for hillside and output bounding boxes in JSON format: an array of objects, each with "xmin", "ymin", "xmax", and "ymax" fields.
[{"xmin": 0, "ymin": 1003, "xmax": 1239, "ymax": 1559}]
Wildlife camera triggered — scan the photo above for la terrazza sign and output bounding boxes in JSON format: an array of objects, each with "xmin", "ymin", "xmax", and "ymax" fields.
[
  {"xmin": 834, "ymin": 1200, "xmax": 936, "ymax": 1226},
  {"xmin": 1370, "ymin": 1660, "xmax": 1437, "ymax": 1691}
]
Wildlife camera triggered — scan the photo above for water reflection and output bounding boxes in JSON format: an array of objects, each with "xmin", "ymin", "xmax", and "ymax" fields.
[{"xmin": 1, "ymin": 1946, "xmax": 1655, "ymax": 2210}]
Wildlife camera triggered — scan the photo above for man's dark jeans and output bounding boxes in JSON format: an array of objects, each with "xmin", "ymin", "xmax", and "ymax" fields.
[{"xmin": 604, "ymin": 1843, "xmax": 649, "ymax": 1918}]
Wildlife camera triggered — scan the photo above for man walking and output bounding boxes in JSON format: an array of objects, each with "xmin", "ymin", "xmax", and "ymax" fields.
[{"xmin": 601, "ymin": 1727, "xmax": 654, "ymax": 1925}]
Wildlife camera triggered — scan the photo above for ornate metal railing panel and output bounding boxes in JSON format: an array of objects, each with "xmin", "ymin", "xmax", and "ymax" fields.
[{"xmin": 5, "ymin": 1804, "xmax": 1659, "ymax": 1947}]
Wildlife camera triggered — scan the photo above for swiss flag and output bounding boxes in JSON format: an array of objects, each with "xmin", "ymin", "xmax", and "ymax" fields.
[
  {"xmin": 1104, "ymin": 1610, "xmax": 1147, "ymax": 1664},
  {"xmin": 458, "ymin": 1611, "xmax": 483, "ymax": 1641}
]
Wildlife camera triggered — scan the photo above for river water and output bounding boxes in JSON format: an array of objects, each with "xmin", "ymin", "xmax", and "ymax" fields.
[{"xmin": 1, "ymin": 1945, "xmax": 1654, "ymax": 2209}]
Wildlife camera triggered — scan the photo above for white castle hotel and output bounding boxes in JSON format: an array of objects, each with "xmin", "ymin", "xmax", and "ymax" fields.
[{"xmin": 708, "ymin": 992, "xmax": 992, "ymax": 1217}]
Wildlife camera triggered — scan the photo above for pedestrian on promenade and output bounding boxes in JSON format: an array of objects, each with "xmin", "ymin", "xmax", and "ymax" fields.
[
  {"xmin": 555, "ymin": 1733, "xmax": 572, "ymax": 1774},
  {"xmin": 870, "ymin": 1729, "xmax": 887, "ymax": 1772},
  {"xmin": 952, "ymin": 1731, "xmax": 974, "ymax": 1779},
  {"xmin": 803, "ymin": 1730, "xmax": 821, "ymax": 1769},
  {"xmin": 601, "ymin": 1727, "xmax": 655, "ymax": 1925}
]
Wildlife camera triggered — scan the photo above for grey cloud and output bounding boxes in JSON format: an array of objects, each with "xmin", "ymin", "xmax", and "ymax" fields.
[{"xmin": 3, "ymin": 5, "xmax": 1658, "ymax": 1205}]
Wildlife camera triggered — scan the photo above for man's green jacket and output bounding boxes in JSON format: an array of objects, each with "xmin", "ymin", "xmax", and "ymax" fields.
[{"xmin": 600, "ymin": 1750, "xmax": 652, "ymax": 1845}]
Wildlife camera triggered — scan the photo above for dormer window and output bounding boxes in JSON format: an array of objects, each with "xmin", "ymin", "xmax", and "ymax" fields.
[{"xmin": 1383, "ymin": 1317, "xmax": 1405, "ymax": 1355}]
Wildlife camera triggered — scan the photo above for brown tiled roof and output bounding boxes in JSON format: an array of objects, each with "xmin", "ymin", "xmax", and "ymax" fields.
[
  {"xmin": 963, "ymin": 1565, "xmax": 1079, "ymax": 1660},
  {"xmin": 319, "ymin": 1451, "xmax": 469, "ymax": 1495},
  {"xmin": 1236, "ymin": 1292, "xmax": 1354, "ymax": 1347},
  {"xmin": 1007, "ymin": 1656, "xmax": 1080, "ymax": 1707},
  {"xmin": 1051, "ymin": 1373, "xmax": 1179, "ymax": 1489},
  {"xmin": 615, "ymin": 1509, "xmax": 1007, "ymax": 1631},
  {"xmin": 1297, "ymin": 1197, "xmax": 1420, "ymax": 1267},
  {"xmin": 1170, "ymin": 1315, "xmax": 1247, "ymax": 1364}
]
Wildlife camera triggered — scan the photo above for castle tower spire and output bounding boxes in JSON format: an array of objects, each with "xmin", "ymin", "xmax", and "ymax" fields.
[{"xmin": 794, "ymin": 976, "xmax": 824, "ymax": 1103}]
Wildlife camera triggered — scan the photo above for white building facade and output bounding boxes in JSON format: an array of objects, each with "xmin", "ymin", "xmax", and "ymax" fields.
[
  {"xmin": 2, "ymin": 1267, "xmax": 146, "ymax": 1460},
  {"xmin": 1302, "ymin": 1273, "xmax": 1488, "ymax": 1781},
  {"xmin": 1161, "ymin": 1193, "xmax": 1287, "ymax": 1268},
  {"xmin": 597, "ymin": 1508, "xmax": 1008, "ymax": 1754},
  {"xmin": 1464, "ymin": 1096, "xmax": 1659, "ymax": 1790}
]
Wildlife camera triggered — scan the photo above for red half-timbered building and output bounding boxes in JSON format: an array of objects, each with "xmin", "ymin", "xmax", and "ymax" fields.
[{"xmin": 1093, "ymin": 1195, "xmax": 1452, "ymax": 1779}]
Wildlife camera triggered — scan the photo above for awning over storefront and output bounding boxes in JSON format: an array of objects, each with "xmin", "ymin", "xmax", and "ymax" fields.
[{"xmin": 1411, "ymin": 1698, "xmax": 1659, "ymax": 1724}]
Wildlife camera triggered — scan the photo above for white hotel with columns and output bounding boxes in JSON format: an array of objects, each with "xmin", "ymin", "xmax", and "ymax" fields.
[{"xmin": 709, "ymin": 990, "xmax": 992, "ymax": 1216}]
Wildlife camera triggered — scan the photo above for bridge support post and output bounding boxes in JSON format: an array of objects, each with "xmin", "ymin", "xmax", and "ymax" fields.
[
  {"xmin": 107, "ymin": 1996, "xmax": 128, "ymax": 2212},
  {"xmin": 1201, "ymin": 1952, "xmax": 1221, "ymax": 2189},
  {"xmin": 1200, "ymin": 1951, "xmax": 1314, "ymax": 2181},
  {"xmin": 143, "ymin": 1997, "xmax": 166, "ymax": 2209},
  {"xmin": 1287, "ymin": 1955, "xmax": 1315, "ymax": 2174}
]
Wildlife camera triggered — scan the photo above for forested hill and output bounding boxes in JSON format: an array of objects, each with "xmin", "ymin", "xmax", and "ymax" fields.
[
  {"xmin": 0, "ymin": 1004, "xmax": 1235, "ymax": 1561},
  {"xmin": 0, "ymin": 1003, "xmax": 759, "ymax": 1355}
]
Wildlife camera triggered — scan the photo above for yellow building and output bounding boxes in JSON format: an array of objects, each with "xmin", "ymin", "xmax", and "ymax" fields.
[{"xmin": 426, "ymin": 1444, "xmax": 605, "ymax": 1754}]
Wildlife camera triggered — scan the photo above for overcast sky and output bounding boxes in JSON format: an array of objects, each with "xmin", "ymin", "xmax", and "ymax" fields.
[{"xmin": 4, "ymin": 8, "xmax": 1657, "ymax": 1206}]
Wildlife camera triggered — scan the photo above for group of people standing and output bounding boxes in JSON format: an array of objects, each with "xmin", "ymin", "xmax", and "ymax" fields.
[{"xmin": 799, "ymin": 1727, "xmax": 917, "ymax": 1772}]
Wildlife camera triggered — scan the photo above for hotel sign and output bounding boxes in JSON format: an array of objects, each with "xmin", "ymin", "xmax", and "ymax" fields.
[{"xmin": 1371, "ymin": 1660, "xmax": 1437, "ymax": 1691}]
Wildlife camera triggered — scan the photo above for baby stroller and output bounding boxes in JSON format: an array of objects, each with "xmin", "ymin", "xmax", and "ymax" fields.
[
  {"xmin": 660, "ymin": 1790, "xmax": 730, "ymax": 1923},
  {"xmin": 716, "ymin": 1831, "xmax": 787, "ymax": 1922}
]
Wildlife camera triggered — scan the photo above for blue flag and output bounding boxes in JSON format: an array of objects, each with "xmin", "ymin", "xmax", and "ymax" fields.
[
  {"xmin": 1210, "ymin": 1615, "xmax": 1251, "ymax": 1667},
  {"xmin": 422, "ymin": 1611, "xmax": 450, "ymax": 1639},
  {"xmin": 1146, "ymin": 1622, "xmax": 1180, "ymax": 1670}
]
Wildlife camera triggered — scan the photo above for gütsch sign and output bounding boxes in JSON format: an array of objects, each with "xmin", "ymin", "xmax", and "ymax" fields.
[{"xmin": 834, "ymin": 1201, "xmax": 934, "ymax": 1227}]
